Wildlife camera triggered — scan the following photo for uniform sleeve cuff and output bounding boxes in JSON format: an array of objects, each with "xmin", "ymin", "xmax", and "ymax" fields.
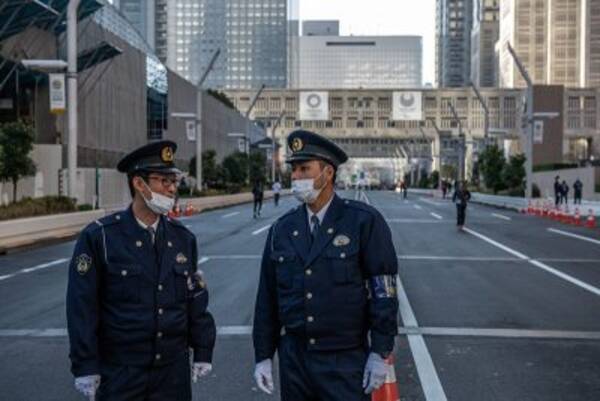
[
  {"xmin": 72, "ymin": 360, "xmax": 100, "ymax": 377},
  {"xmin": 370, "ymin": 331, "xmax": 396, "ymax": 355},
  {"xmin": 193, "ymin": 347, "xmax": 213, "ymax": 363}
]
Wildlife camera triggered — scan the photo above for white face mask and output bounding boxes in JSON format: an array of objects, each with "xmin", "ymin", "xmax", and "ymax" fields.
[
  {"xmin": 291, "ymin": 170, "xmax": 326, "ymax": 204},
  {"xmin": 141, "ymin": 181, "xmax": 175, "ymax": 215}
]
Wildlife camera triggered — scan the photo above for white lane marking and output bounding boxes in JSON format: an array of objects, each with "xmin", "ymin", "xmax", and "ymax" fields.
[
  {"xmin": 198, "ymin": 257, "xmax": 210, "ymax": 265},
  {"xmin": 492, "ymin": 213, "xmax": 512, "ymax": 221},
  {"xmin": 430, "ymin": 213, "xmax": 443, "ymax": 220},
  {"xmin": 464, "ymin": 227, "xmax": 600, "ymax": 297},
  {"xmin": 399, "ymin": 255, "xmax": 522, "ymax": 262},
  {"xmin": 0, "ymin": 274, "xmax": 15, "ymax": 281},
  {"xmin": 413, "ymin": 204, "xmax": 423, "ymax": 210},
  {"xmin": 420, "ymin": 198, "xmax": 445, "ymax": 207},
  {"xmin": 387, "ymin": 219, "xmax": 443, "ymax": 224},
  {"xmin": 222, "ymin": 211, "xmax": 241, "ymax": 219},
  {"xmin": 185, "ymin": 224, "xmax": 193, "ymax": 229},
  {"xmin": 20, "ymin": 258, "xmax": 69, "ymax": 274},
  {"xmin": 548, "ymin": 228, "xmax": 600, "ymax": 246},
  {"xmin": 3, "ymin": 326, "xmax": 600, "ymax": 340},
  {"xmin": 397, "ymin": 276, "xmax": 448, "ymax": 401},
  {"xmin": 252, "ymin": 224, "xmax": 272, "ymax": 235},
  {"xmin": 206, "ymin": 255, "xmax": 262, "ymax": 259}
]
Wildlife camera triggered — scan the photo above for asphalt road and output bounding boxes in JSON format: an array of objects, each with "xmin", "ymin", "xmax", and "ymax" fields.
[{"xmin": 1, "ymin": 190, "xmax": 599, "ymax": 401}]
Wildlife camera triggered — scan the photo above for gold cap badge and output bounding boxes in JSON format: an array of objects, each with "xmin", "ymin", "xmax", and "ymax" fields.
[
  {"xmin": 291, "ymin": 137, "xmax": 304, "ymax": 152},
  {"xmin": 161, "ymin": 146, "xmax": 174, "ymax": 162}
]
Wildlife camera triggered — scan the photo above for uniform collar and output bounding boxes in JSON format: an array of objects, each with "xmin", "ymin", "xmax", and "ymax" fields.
[{"xmin": 306, "ymin": 192, "xmax": 334, "ymax": 226}]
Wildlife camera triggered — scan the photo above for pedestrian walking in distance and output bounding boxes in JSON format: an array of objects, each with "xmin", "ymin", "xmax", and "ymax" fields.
[
  {"xmin": 252, "ymin": 179, "xmax": 264, "ymax": 218},
  {"xmin": 272, "ymin": 179, "xmax": 282, "ymax": 207},
  {"xmin": 452, "ymin": 181, "xmax": 471, "ymax": 230},
  {"xmin": 573, "ymin": 178, "xmax": 583, "ymax": 205},
  {"xmin": 253, "ymin": 129, "xmax": 399, "ymax": 401},
  {"xmin": 66, "ymin": 141, "xmax": 216, "ymax": 401}
]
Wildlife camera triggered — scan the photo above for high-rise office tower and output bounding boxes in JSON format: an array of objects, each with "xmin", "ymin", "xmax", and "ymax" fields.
[
  {"xmin": 436, "ymin": 0, "xmax": 474, "ymax": 87},
  {"xmin": 165, "ymin": 0, "xmax": 290, "ymax": 89},
  {"xmin": 499, "ymin": 0, "xmax": 600, "ymax": 88},
  {"xmin": 470, "ymin": 0, "xmax": 499, "ymax": 87}
]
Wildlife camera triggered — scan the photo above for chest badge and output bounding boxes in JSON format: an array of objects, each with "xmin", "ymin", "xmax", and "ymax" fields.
[
  {"xmin": 76, "ymin": 254, "xmax": 92, "ymax": 275},
  {"xmin": 176, "ymin": 253, "xmax": 188, "ymax": 264},
  {"xmin": 333, "ymin": 234, "xmax": 350, "ymax": 247}
]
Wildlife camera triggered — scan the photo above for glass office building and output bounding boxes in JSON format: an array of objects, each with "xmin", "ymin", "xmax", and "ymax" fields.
[{"xmin": 166, "ymin": 0, "xmax": 290, "ymax": 89}]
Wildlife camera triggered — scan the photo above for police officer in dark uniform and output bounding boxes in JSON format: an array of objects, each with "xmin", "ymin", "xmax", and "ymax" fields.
[
  {"xmin": 253, "ymin": 130, "xmax": 399, "ymax": 400},
  {"xmin": 67, "ymin": 141, "xmax": 216, "ymax": 401}
]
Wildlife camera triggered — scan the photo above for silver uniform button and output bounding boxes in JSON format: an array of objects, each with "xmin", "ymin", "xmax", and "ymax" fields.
[
  {"xmin": 167, "ymin": 241, "xmax": 173, "ymax": 247},
  {"xmin": 157, "ymin": 332, "xmax": 163, "ymax": 338},
  {"xmin": 327, "ymin": 228, "xmax": 334, "ymax": 234},
  {"xmin": 155, "ymin": 354, "xmax": 161, "ymax": 360},
  {"xmin": 136, "ymin": 241, "xmax": 142, "ymax": 247},
  {"xmin": 116, "ymin": 215, "xmax": 121, "ymax": 220},
  {"xmin": 184, "ymin": 270, "xmax": 189, "ymax": 276},
  {"xmin": 121, "ymin": 270, "xmax": 128, "ymax": 276},
  {"xmin": 293, "ymin": 230, "xmax": 299, "ymax": 236},
  {"xmin": 158, "ymin": 308, "xmax": 164, "ymax": 315},
  {"xmin": 307, "ymin": 316, "xmax": 314, "ymax": 322},
  {"xmin": 306, "ymin": 292, "xmax": 313, "ymax": 299},
  {"xmin": 279, "ymin": 256, "xmax": 284, "ymax": 263},
  {"xmin": 158, "ymin": 284, "xmax": 163, "ymax": 291},
  {"xmin": 340, "ymin": 252, "xmax": 346, "ymax": 259},
  {"xmin": 305, "ymin": 269, "xmax": 312, "ymax": 276},
  {"xmin": 309, "ymin": 338, "xmax": 316, "ymax": 345}
]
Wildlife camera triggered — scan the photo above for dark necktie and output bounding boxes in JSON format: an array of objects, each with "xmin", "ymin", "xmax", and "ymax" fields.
[{"xmin": 310, "ymin": 215, "xmax": 320, "ymax": 244}]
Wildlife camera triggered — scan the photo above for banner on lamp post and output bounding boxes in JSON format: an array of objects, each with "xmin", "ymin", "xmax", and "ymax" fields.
[{"xmin": 49, "ymin": 73, "xmax": 66, "ymax": 114}]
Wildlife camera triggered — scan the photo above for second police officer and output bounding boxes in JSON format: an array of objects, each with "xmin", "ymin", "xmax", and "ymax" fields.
[
  {"xmin": 66, "ymin": 141, "xmax": 216, "ymax": 401},
  {"xmin": 253, "ymin": 130, "xmax": 399, "ymax": 400}
]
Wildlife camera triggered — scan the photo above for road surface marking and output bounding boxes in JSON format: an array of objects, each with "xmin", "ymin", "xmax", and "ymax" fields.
[
  {"xmin": 397, "ymin": 276, "xmax": 448, "ymax": 401},
  {"xmin": 252, "ymin": 224, "xmax": 272, "ymax": 235},
  {"xmin": 548, "ymin": 228, "xmax": 600, "ymax": 246},
  {"xmin": 420, "ymin": 198, "xmax": 445, "ymax": 207},
  {"xmin": 386, "ymin": 219, "xmax": 443, "ymax": 224},
  {"xmin": 399, "ymin": 255, "xmax": 522, "ymax": 262},
  {"xmin": 0, "ymin": 274, "xmax": 15, "ymax": 281},
  {"xmin": 185, "ymin": 224, "xmax": 193, "ymax": 228},
  {"xmin": 222, "ymin": 211, "xmax": 240, "ymax": 219},
  {"xmin": 465, "ymin": 227, "xmax": 600, "ymax": 297},
  {"xmin": 20, "ymin": 258, "xmax": 69, "ymax": 274},
  {"xmin": 198, "ymin": 257, "xmax": 210, "ymax": 265},
  {"xmin": 492, "ymin": 213, "xmax": 512, "ymax": 221},
  {"xmin": 430, "ymin": 213, "xmax": 443, "ymax": 220},
  {"xmin": 2, "ymin": 326, "xmax": 600, "ymax": 340},
  {"xmin": 413, "ymin": 204, "xmax": 423, "ymax": 210}
]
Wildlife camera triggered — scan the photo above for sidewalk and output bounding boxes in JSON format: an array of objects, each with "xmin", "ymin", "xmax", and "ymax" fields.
[{"xmin": 0, "ymin": 191, "xmax": 283, "ymax": 254}]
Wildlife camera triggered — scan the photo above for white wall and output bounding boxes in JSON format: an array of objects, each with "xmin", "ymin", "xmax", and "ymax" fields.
[{"xmin": 533, "ymin": 167, "xmax": 597, "ymax": 199}]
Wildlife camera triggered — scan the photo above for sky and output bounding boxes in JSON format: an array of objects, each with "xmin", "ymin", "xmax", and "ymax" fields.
[{"xmin": 298, "ymin": 0, "xmax": 436, "ymax": 86}]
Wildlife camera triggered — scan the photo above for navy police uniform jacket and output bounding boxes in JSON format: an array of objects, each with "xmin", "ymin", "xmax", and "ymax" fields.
[
  {"xmin": 67, "ymin": 207, "xmax": 216, "ymax": 377},
  {"xmin": 253, "ymin": 194, "xmax": 399, "ymax": 362}
]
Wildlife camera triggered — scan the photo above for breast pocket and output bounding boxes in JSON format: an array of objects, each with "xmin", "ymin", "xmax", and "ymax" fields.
[
  {"xmin": 105, "ymin": 263, "xmax": 142, "ymax": 303},
  {"xmin": 271, "ymin": 252, "xmax": 297, "ymax": 290},
  {"xmin": 172, "ymin": 264, "xmax": 192, "ymax": 302},
  {"xmin": 324, "ymin": 245, "xmax": 361, "ymax": 285}
]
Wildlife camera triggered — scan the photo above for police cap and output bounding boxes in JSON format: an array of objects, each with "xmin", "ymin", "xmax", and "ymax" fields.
[
  {"xmin": 117, "ymin": 140, "xmax": 181, "ymax": 175},
  {"xmin": 285, "ymin": 130, "xmax": 348, "ymax": 168}
]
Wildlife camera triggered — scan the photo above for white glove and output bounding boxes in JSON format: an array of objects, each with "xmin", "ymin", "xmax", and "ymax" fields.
[
  {"xmin": 74, "ymin": 375, "xmax": 101, "ymax": 400},
  {"xmin": 192, "ymin": 362, "xmax": 212, "ymax": 383},
  {"xmin": 362, "ymin": 353, "xmax": 388, "ymax": 394},
  {"xmin": 254, "ymin": 358, "xmax": 274, "ymax": 395}
]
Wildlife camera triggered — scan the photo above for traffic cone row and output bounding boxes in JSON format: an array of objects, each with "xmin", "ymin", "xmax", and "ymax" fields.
[
  {"xmin": 371, "ymin": 355, "xmax": 399, "ymax": 401},
  {"xmin": 529, "ymin": 201, "xmax": 598, "ymax": 230}
]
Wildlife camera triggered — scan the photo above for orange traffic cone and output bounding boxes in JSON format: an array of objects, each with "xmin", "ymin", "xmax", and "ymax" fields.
[
  {"xmin": 185, "ymin": 203, "xmax": 195, "ymax": 216},
  {"xmin": 527, "ymin": 200, "xmax": 533, "ymax": 215},
  {"xmin": 371, "ymin": 355, "xmax": 399, "ymax": 401},
  {"xmin": 573, "ymin": 208, "xmax": 581, "ymax": 226},
  {"xmin": 586, "ymin": 210, "xmax": 596, "ymax": 229}
]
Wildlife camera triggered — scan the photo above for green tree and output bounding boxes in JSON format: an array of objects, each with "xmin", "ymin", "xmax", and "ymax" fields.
[
  {"xmin": 0, "ymin": 121, "xmax": 36, "ymax": 202},
  {"xmin": 430, "ymin": 170, "xmax": 440, "ymax": 189},
  {"xmin": 222, "ymin": 152, "xmax": 248, "ymax": 185},
  {"xmin": 249, "ymin": 151, "xmax": 267, "ymax": 184},
  {"xmin": 441, "ymin": 165, "xmax": 457, "ymax": 181},
  {"xmin": 502, "ymin": 153, "xmax": 526, "ymax": 191},
  {"xmin": 478, "ymin": 144, "xmax": 506, "ymax": 194}
]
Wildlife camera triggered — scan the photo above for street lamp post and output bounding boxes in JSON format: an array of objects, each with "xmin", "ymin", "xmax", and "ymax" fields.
[
  {"xmin": 506, "ymin": 42, "xmax": 534, "ymax": 199},
  {"xmin": 270, "ymin": 111, "xmax": 285, "ymax": 182},
  {"xmin": 244, "ymin": 84, "xmax": 266, "ymax": 183},
  {"xmin": 67, "ymin": 0, "xmax": 80, "ymax": 200}
]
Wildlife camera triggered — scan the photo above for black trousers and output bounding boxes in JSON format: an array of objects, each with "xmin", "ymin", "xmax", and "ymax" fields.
[
  {"xmin": 279, "ymin": 334, "xmax": 369, "ymax": 401},
  {"xmin": 456, "ymin": 204, "xmax": 467, "ymax": 226},
  {"xmin": 574, "ymin": 194, "xmax": 582, "ymax": 204},
  {"xmin": 97, "ymin": 353, "xmax": 191, "ymax": 401},
  {"xmin": 274, "ymin": 193, "xmax": 280, "ymax": 206},
  {"xmin": 254, "ymin": 196, "xmax": 263, "ymax": 214}
]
